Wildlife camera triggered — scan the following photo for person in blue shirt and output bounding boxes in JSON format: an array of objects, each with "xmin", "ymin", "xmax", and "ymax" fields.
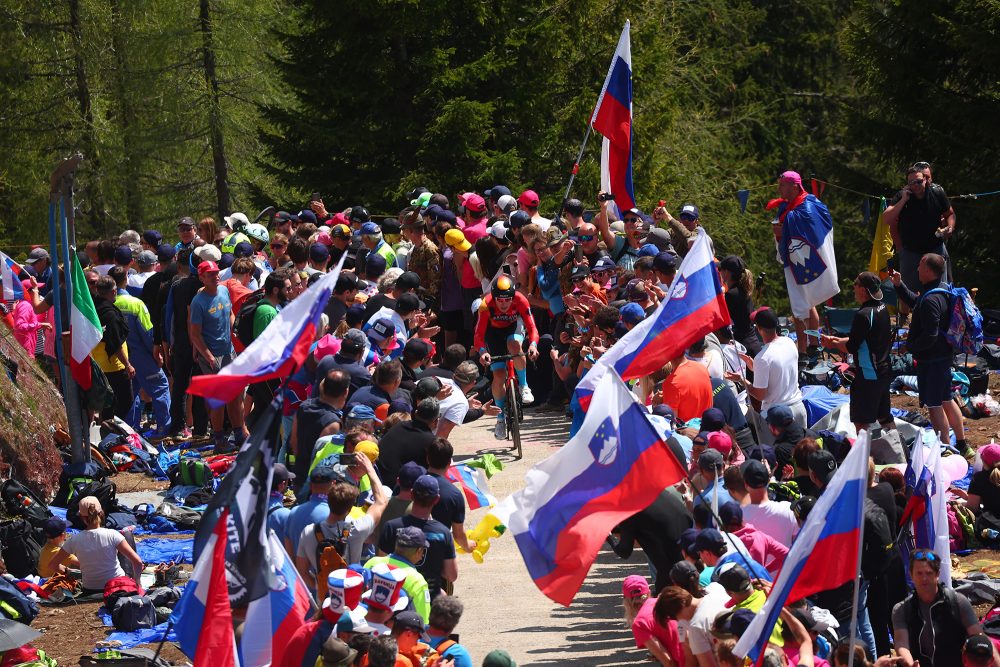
[
  {"xmin": 425, "ymin": 596, "xmax": 474, "ymax": 667},
  {"xmin": 283, "ymin": 466, "xmax": 339, "ymax": 556},
  {"xmin": 267, "ymin": 463, "xmax": 295, "ymax": 544}
]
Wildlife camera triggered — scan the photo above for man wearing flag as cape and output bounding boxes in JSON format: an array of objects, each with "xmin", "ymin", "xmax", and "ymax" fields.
[{"xmin": 769, "ymin": 170, "xmax": 839, "ymax": 357}]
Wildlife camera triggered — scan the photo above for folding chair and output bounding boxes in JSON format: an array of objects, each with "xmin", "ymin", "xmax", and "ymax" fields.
[{"xmin": 823, "ymin": 306, "xmax": 857, "ymax": 337}]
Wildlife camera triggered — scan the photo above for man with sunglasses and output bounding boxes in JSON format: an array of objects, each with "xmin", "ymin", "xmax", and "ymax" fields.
[
  {"xmin": 892, "ymin": 549, "xmax": 982, "ymax": 667},
  {"xmin": 474, "ymin": 275, "xmax": 540, "ymax": 439},
  {"xmin": 574, "ymin": 222, "xmax": 606, "ymax": 268},
  {"xmin": 883, "ymin": 164, "xmax": 956, "ymax": 298},
  {"xmin": 594, "ymin": 192, "xmax": 645, "ymax": 270}
]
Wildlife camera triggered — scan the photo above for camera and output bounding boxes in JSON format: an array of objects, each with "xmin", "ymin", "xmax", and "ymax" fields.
[{"xmin": 598, "ymin": 193, "xmax": 616, "ymax": 202}]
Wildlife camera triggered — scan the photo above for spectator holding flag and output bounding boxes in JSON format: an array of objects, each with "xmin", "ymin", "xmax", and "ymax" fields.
[{"xmin": 769, "ymin": 170, "xmax": 838, "ymax": 358}]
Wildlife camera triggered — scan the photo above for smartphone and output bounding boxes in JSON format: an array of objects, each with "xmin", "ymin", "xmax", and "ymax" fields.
[
  {"xmin": 886, "ymin": 257, "xmax": 896, "ymax": 271},
  {"xmin": 574, "ymin": 244, "xmax": 583, "ymax": 263},
  {"xmin": 310, "ymin": 191, "xmax": 321, "ymax": 203},
  {"xmin": 338, "ymin": 453, "xmax": 355, "ymax": 465}
]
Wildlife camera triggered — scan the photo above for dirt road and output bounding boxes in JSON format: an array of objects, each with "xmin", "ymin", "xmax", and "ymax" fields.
[{"xmin": 450, "ymin": 410, "xmax": 649, "ymax": 667}]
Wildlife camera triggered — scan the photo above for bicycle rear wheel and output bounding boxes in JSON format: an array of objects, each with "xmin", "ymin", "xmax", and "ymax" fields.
[{"xmin": 505, "ymin": 377, "xmax": 522, "ymax": 458}]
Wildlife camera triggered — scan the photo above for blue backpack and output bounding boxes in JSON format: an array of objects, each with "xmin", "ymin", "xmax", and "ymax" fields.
[{"xmin": 922, "ymin": 285, "xmax": 983, "ymax": 355}]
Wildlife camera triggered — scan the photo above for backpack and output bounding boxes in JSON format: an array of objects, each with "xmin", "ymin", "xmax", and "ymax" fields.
[
  {"xmin": 921, "ymin": 285, "xmax": 984, "ymax": 355},
  {"xmin": 0, "ymin": 479, "xmax": 53, "ymax": 529},
  {"xmin": 110, "ymin": 595, "xmax": 157, "ymax": 631},
  {"xmin": 155, "ymin": 501, "xmax": 202, "ymax": 529},
  {"xmin": 54, "ymin": 461, "xmax": 110, "ymax": 508},
  {"xmin": 66, "ymin": 479, "xmax": 118, "ymax": 529},
  {"xmin": 0, "ymin": 519, "xmax": 43, "ymax": 578},
  {"xmin": 314, "ymin": 522, "xmax": 350, "ymax": 601},
  {"xmin": 860, "ymin": 498, "xmax": 893, "ymax": 580},
  {"xmin": 0, "ymin": 574, "xmax": 38, "ymax": 624},
  {"xmin": 104, "ymin": 576, "xmax": 143, "ymax": 608},
  {"xmin": 234, "ymin": 289, "xmax": 265, "ymax": 346},
  {"xmin": 814, "ymin": 430, "xmax": 853, "ymax": 465},
  {"xmin": 172, "ymin": 458, "xmax": 212, "ymax": 488}
]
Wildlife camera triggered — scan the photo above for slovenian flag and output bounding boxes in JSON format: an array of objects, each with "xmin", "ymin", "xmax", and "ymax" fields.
[
  {"xmin": 575, "ymin": 232, "xmax": 730, "ymax": 408},
  {"xmin": 733, "ymin": 430, "xmax": 872, "ymax": 662},
  {"xmin": 70, "ymin": 253, "xmax": 102, "ymax": 390},
  {"xmin": 591, "ymin": 21, "xmax": 635, "ymax": 212},
  {"xmin": 493, "ymin": 370, "xmax": 686, "ymax": 605},
  {"xmin": 775, "ymin": 191, "xmax": 839, "ymax": 319},
  {"xmin": 172, "ymin": 509, "xmax": 238, "ymax": 666},
  {"xmin": 446, "ymin": 464, "xmax": 496, "ymax": 510},
  {"xmin": 240, "ymin": 532, "xmax": 314, "ymax": 667},
  {"xmin": 1, "ymin": 252, "xmax": 23, "ymax": 301},
  {"xmin": 901, "ymin": 432, "xmax": 951, "ymax": 586},
  {"xmin": 189, "ymin": 254, "xmax": 344, "ymax": 408}
]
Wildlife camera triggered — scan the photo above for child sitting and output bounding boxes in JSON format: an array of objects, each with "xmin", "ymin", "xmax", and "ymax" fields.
[{"xmin": 37, "ymin": 517, "xmax": 78, "ymax": 578}]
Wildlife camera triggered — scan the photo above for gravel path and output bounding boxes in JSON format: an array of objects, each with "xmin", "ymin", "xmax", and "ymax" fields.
[{"xmin": 449, "ymin": 409, "xmax": 649, "ymax": 666}]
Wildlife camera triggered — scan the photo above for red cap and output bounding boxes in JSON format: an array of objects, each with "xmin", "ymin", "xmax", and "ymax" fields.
[
  {"xmin": 459, "ymin": 192, "xmax": 486, "ymax": 213},
  {"xmin": 518, "ymin": 189, "xmax": 540, "ymax": 207},
  {"xmin": 198, "ymin": 261, "xmax": 220, "ymax": 275}
]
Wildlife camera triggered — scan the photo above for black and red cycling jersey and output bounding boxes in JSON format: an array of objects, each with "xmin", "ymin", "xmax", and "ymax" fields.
[{"xmin": 473, "ymin": 292, "xmax": 539, "ymax": 351}]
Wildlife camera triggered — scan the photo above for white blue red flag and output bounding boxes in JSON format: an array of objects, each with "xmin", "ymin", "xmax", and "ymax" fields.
[
  {"xmin": 575, "ymin": 231, "xmax": 730, "ymax": 408},
  {"xmin": 171, "ymin": 509, "xmax": 238, "ymax": 666},
  {"xmin": 240, "ymin": 532, "xmax": 314, "ymax": 667},
  {"xmin": 733, "ymin": 430, "xmax": 872, "ymax": 662},
  {"xmin": 189, "ymin": 253, "xmax": 345, "ymax": 408},
  {"xmin": 1, "ymin": 252, "xmax": 23, "ymax": 301},
  {"xmin": 446, "ymin": 464, "xmax": 496, "ymax": 510},
  {"xmin": 591, "ymin": 21, "xmax": 635, "ymax": 212},
  {"xmin": 493, "ymin": 371, "xmax": 686, "ymax": 605},
  {"xmin": 774, "ymin": 191, "xmax": 839, "ymax": 319},
  {"xmin": 901, "ymin": 433, "xmax": 951, "ymax": 586}
]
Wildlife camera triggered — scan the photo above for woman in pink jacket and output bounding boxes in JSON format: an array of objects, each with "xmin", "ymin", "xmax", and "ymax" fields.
[{"xmin": 12, "ymin": 278, "xmax": 49, "ymax": 357}]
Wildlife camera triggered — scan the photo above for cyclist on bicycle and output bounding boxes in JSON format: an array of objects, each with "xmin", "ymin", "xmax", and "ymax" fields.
[{"xmin": 475, "ymin": 274, "xmax": 539, "ymax": 439}]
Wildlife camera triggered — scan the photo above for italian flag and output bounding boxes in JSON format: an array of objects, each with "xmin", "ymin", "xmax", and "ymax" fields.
[{"xmin": 70, "ymin": 254, "xmax": 101, "ymax": 389}]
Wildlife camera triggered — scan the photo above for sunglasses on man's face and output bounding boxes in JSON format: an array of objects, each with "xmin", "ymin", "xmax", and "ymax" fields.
[
  {"xmin": 578, "ymin": 235, "xmax": 595, "ymax": 242},
  {"xmin": 271, "ymin": 243, "xmax": 286, "ymax": 249}
]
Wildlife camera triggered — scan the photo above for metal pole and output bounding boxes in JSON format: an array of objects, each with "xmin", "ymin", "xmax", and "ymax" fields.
[{"xmin": 50, "ymin": 154, "xmax": 86, "ymax": 463}]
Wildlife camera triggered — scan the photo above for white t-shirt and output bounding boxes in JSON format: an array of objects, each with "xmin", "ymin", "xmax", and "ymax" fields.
[
  {"xmin": 297, "ymin": 514, "xmax": 375, "ymax": 571},
  {"xmin": 679, "ymin": 582, "xmax": 729, "ymax": 659},
  {"xmin": 689, "ymin": 351, "xmax": 724, "ymax": 379},
  {"xmin": 752, "ymin": 336, "xmax": 802, "ymax": 413},
  {"xmin": 436, "ymin": 378, "xmax": 470, "ymax": 431},
  {"xmin": 61, "ymin": 527, "xmax": 126, "ymax": 591},
  {"xmin": 742, "ymin": 500, "xmax": 798, "ymax": 546},
  {"xmin": 721, "ymin": 340, "xmax": 749, "ymax": 408}
]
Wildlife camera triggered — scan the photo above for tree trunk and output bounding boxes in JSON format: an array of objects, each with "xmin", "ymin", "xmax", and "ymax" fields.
[
  {"xmin": 199, "ymin": 0, "xmax": 230, "ymax": 220},
  {"xmin": 67, "ymin": 0, "xmax": 108, "ymax": 235},
  {"xmin": 108, "ymin": 0, "xmax": 143, "ymax": 228}
]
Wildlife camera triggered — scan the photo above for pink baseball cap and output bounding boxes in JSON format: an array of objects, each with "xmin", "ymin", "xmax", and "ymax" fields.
[
  {"xmin": 708, "ymin": 431, "xmax": 734, "ymax": 456},
  {"xmin": 622, "ymin": 574, "xmax": 650, "ymax": 598},
  {"xmin": 779, "ymin": 170, "xmax": 802, "ymax": 186},
  {"xmin": 981, "ymin": 444, "xmax": 1000, "ymax": 468},
  {"xmin": 315, "ymin": 231, "xmax": 333, "ymax": 247},
  {"xmin": 518, "ymin": 189, "xmax": 540, "ymax": 207},
  {"xmin": 459, "ymin": 192, "xmax": 487, "ymax": 213}
]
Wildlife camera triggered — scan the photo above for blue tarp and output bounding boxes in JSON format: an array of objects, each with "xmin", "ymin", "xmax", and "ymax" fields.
[
  {"xmin": 801, "ymin": 385, "xmax": 849, "ymax": 426},
  {"xmin": 135, "ymin": 538, "xmax": 193, "ymax": 564}
]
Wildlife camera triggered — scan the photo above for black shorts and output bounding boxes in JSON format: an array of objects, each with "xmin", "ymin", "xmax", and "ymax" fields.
[
  {"xmin": 850, "ymin": 377, "xmax": 892, "ymax": 425},
  {"xmin": 916, "ymin": 357, "xmax": 953, "ymax": 408},
  {"xmin": 484, "ymin": 324, "xmax": 520, "ymax": 357}
]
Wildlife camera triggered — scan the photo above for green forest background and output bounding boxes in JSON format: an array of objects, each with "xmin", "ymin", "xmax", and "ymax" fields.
[{"xmin": 2, "ymin": 0, "xmax": 998, "ymax": 307}]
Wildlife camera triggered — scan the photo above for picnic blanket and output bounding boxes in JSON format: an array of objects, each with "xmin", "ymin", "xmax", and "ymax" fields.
[{"xmin": 135, "ymin": 537, "xmax": 193, "ymax": 564}]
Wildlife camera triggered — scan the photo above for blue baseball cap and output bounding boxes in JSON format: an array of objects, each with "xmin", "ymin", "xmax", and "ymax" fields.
[
  {"xmin": 397, "ymin": 462, "xmax": 427, "ymax": 490},
  {"xmin": 679, "ymin": 204, "xmax": 700, "ymax": 220},
  {"xmin": 233, "ymin": 241, "xmax": 254, "ymax": 258},
  {"xmin": 620, "ymin": 302, "xmax": 646, "ymax": 325},
  {"xmin": 412, "ymin": 474, "xmax": 440, "ymax": 499},
  {"xmin": 346, "ymin": 404, "xmax": 381, "ymax": 423},
  {"xmin": 638, "ymin": 243, "xmax": 660, "ymax": 258},
  {"xmin": 360, "ymin": 222, "xmax": 381, "ymax": 235}
]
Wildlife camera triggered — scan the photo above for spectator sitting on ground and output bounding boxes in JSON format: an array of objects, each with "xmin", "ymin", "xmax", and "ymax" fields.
[
  {"xmin": 50, "ymin": 496, "xmax": 144, "ymax": 593},
  {"xmin": 37, "ymin": 517, "xmax": 77, "ymax": 578}
]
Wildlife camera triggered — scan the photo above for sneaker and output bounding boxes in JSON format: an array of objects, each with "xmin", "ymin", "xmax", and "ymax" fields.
[
  {"xmin": 521, "ymin": 385, "xmax": 535, "ymax": 405},
  {"xmin": 493, "ymin": 418, "xmax": 507, "ymax": 440}
]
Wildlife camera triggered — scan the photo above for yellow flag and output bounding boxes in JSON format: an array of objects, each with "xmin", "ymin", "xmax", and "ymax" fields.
[{"xmin": 868, "ymin": 197, "xmax": 892, "ymax": 276}]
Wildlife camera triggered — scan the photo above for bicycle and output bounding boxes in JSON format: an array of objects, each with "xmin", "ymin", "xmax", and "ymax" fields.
[{"xmin": 489, "ymin": 353, "xmax": 525, "ymax": 458}]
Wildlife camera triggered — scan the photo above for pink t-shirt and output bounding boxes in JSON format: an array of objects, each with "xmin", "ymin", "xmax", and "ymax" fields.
[
  {"xmin": 784, "ymin": 645, "xmax": 830, "ymax": 667},
  {"xmin": 632, "ymin": 598, "xmax": 683, "ymax": 664}
]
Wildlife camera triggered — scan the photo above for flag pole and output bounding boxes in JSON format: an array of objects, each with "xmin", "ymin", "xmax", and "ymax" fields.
[
  {"xmin": 552, "ymin": 123, "xmax": 595, "ymax": 228},
  {"xmin": 846, "ymin": 430, "xmax": 871, "ymax": 667}
]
